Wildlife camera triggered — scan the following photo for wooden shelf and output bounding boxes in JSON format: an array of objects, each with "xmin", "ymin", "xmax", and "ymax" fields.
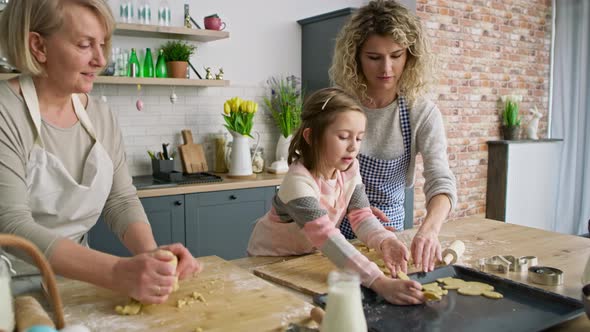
[
  {"xmin": 0, "ymin": 74, "xmax": 229, "ymax": 87},
  {"xmin": 114, "ymin": 23, "xmax": 229, "ymax": 42},
  {"xmin": 95, "ymin": 76, "xmax": 229, "ymax": 86}
]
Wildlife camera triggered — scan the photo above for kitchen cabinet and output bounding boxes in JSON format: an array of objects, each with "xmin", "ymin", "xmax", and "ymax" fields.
[
  {"xmin": 185, "ymin": 187, "xmax": 276, "ymax": 260},
  {"xmin": 298, "ymin": 8, "xmax": 355, "ymax": 94},
  {"xmin": 88, "ymin": 187, "xmax": 276, "ymax": 259},
  {"xmin": 0, "ymin": 23, "xmax": 230, "ymax": 87},
  {"xmin": 88, "ymin": 195, "xmax": 185, "ymax": 257}
]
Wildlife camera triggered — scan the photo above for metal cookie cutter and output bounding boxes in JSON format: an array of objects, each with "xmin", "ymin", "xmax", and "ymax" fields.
[
  {"xmin": 503, "ymin": 255, "xmax": 536, "ymax": 272},
  {"xmin": 528, "ymin": 266, "xmax": 564, "ymax": 286},
  {"xmin": 478, "ymin": 255, "xmax": 512, "ymax": 274}
]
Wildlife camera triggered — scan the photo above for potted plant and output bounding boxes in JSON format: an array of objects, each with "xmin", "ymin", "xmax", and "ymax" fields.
[
  {"xmin": 500, "ymin": 95, "xmax": 522, "ymax": 140},
  {"xmin": 263, "ymin": 75, "xmax": 303, "ymax": 161},
  {"xmin": 160, "ymin": 40, "xmax": 196, "ymax": 78}
]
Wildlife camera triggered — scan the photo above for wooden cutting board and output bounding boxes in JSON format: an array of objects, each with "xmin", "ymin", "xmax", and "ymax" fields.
[
  {"xmin": 57, "ymin": 256, "xmax": 315, "ymax": 331},
  {"xmin": 179, "ymin": 129, "xmax": 208, "ymax": 173},
  {"xmin": 253, "ymin": 230, "xmax": 421, "ymax": 296}
]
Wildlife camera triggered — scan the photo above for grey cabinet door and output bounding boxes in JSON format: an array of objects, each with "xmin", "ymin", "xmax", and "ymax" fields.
[
  {"xmin": 185, "ymin": 187, "xmax": 275, "ymax": 260},
  {"xmin": 88, "ymin": 195, "xmax": 185, "ymax": 256}
]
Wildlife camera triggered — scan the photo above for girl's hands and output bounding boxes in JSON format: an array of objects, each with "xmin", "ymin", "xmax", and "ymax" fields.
[
  {"xmin": 380, "ymin": 238, "xmax": 410, "ymax": 277},
  {"xmin": 371, "ymin": 275, "xmax": 424, "ymax": 305}
]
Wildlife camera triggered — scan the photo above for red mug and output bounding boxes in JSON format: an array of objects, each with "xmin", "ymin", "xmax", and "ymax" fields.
[{"xmin": 204, "ymin": 17, "xmax": 225, "ymax": 31}]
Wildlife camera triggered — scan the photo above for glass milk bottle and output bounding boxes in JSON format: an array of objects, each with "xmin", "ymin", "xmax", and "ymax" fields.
[{"xmin": 321, "ymin": 270, "xmax": 367, "ymax": 332}]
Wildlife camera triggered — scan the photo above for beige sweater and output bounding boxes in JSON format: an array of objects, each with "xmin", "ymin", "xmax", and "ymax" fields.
[
  {"xmin": 0, "ymin": 81, "xmax": 147, "ymax": 265},
  {"xmin": 360, "ymin": 96, "xmax": 458, "ymax": 209}
]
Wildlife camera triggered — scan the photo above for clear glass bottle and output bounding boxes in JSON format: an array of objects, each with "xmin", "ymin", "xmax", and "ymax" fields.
[
  {"xmin": 143, "ymin": 48, "xmax": 154, "ymax": 77},
  {"xmin": 120, "ymin": 0, "xmax": 135, "ymax": 23},
  {"xmin": 128, "ymin": 48, "xmax": 140, "ymax": 77},
  {"xmin": 252, "ymin": 147, "xmax": 264, "ymax": 173},
  {"xmin": 215, "ymin": 134, "xmax": 228, "ymax": 173},
  {"xmin": 158, "ymin": 0, "xmax": 171, "ymax": 26},
  {"xmin": 321, "ymin": 270, "xmax": 367, "ymax": 332},
  {"xmin": 137, "ymin": 0, "xmax": 151, "ymax": 25},
  {"xmin": 155, "ymin": 49, "xmax": 167, "ymax": 78}
]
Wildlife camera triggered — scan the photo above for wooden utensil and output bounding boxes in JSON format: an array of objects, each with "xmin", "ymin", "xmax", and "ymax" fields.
[
  {"xmin": 15, "ymin": 296, "xmax": 55, "ymax": 332},
  {"xmin": 442, "ymin": 240, "xmax": 466, "ymax": 265},
  {"xmin": 179, "ymin": 129, "xmax": 208, "ymax": 173}
]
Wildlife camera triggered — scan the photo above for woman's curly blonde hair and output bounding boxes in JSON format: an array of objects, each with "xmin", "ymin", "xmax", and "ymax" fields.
[{"xmin": 329, "ymin": 0, "xmax": 435, "ymax": 106}]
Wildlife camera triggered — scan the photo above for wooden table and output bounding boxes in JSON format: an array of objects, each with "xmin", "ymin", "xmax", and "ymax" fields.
[{"xmin": 233, "ymin": 216, "xmax": 590, "ymax": 331}]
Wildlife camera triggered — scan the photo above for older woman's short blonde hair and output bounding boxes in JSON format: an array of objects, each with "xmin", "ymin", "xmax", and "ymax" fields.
[
  {"xmin": 0, "ymin": 0, "xmax": 114, "ymax": 76},
  {"xmin": 329, "ymin": 0, "xmax": 435, "ymax": 106}
]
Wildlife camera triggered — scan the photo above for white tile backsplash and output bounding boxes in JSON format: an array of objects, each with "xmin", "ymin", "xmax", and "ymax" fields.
[{"xmin": 91, "ymin": 83, "xmax": 280, "ymax": 176}]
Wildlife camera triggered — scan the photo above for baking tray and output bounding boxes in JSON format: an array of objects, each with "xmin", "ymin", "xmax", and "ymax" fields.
[{"xmin": 313, "ymin": 265, "xmax": 584, "ymax": 332}]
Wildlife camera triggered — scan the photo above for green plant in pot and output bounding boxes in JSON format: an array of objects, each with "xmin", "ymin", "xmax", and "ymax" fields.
[
  {"xmin": 263, "ymin": 75, "xmax": 303, "ymax": 162},
  {"xmin": 160, "ymin": 40, "xmax": 196, "ymax": 78},
  {"xmin": 501, "ymin": 95, "xmax": 522, "ymax": 140}
]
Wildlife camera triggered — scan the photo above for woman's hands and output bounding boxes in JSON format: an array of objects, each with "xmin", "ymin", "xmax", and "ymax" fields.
[
  {"xmin": 157, "ymin": 242, "xmax": 202, "ymax": 279},
  {"xmin": 370, "ymin": 275, "xmax": 424, "ymax": 305},
  {"xmin": 380, "ymin": 238, "xmax": 410, "ymax": 277},
  {"xmin": 112, "ymin": 243, "xmax": 202, "ymax": 304},
  {"xmin": 411, "ymin": 230, "xmax": 441, "ymax": 272}
]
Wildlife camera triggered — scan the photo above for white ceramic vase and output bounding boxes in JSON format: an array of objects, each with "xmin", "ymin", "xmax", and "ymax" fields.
[
  {"xmin": 226, "ymin": 130, "xmax": 253, "ymax": 176},
  {"xmin": 275, "ymin": 134, "xmax": 292, "ymax": 162}
]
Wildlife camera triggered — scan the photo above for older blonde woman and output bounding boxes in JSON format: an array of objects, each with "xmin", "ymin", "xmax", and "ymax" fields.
[
  {"xmin": 0, "ymin": 0, "xmax": 200, "ymax": 304},
  {"xmin": 330, "ymin": 0, "xmax": 457, "ymax": 273}
]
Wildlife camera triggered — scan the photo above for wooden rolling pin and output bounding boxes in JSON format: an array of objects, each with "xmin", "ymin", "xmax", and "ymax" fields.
[
  {"xmin": 442, "ymin": 240, "xmax": 465, "ymax": 265},
  {"xmin": 310, "ymin": 306, "xmax": 325, "ymax": 324},
  {"xmin": 15, "ymin": 296, "xmax": 55, "ymax": 332}
]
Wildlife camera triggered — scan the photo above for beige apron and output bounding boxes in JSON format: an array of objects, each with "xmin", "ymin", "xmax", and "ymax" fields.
[{"xmin": 11, "ymin": 75, "xmax": 114, "ymax": 274}]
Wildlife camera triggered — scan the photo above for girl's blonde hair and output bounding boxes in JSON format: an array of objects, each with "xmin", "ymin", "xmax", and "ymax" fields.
[
  {"xmin": 329, "ymin": 0, "xmax": 435, "ymax": 106},
  {"xmin": 288, "ymin": 87, "xmax": 364, "ymax": 176},
  {"xmin": 0, "ymin": 0, "xmax": 114, "ymax": 76}
]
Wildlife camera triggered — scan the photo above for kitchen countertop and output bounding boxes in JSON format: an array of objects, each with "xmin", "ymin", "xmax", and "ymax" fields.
[
  {"xmin": 12, "ymin": 217, "xmax": 590, "ymax": 331},
  {"xmin": 133, "ymin": 172, "xmax": 284, "ymax": 198}
]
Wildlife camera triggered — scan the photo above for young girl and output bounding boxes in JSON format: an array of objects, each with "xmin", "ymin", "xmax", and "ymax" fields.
[{"xmin": 248, "ymin": 88, "xmax": 424, "ymax": 305}]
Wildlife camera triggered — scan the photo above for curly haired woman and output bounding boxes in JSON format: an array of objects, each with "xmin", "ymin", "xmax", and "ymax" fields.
[{"xmin": 330, "ymin": 0, "xmax": 457, "ymax": 273}]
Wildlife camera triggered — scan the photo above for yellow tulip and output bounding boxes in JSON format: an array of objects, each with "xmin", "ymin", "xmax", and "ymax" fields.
[{"xmin": 224, "ymin": 102, "xmax": 231, "ymax": 115}]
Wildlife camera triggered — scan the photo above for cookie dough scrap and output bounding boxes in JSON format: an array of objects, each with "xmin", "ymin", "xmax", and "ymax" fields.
[
  {"xmin": 115, "ymin": 299, "xmax": 142, "ymax": 315},
  {"xmin": 482, "ymin": 291, "xmax": 504, "ymax": 299},
  {"xmin": 422, "ymin": 282, "xmax": 447, "ymax": 301},
  {"xmin": 397, "ymin": 271, "xmax": 410, "ymax": 281}
]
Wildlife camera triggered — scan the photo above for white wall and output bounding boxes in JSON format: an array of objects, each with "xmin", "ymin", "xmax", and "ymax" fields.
[{"xmin": 100, "ymin": 0, "xmax": 412, "ymax": 176}]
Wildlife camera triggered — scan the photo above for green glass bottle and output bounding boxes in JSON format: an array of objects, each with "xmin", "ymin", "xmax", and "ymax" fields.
[
  {"xmin": 143, "ymin": 48, "xmax": 154, "ymax": 77},
  {"xmin": 128, "ymin": 48, "xmax": 141, "ymax": 77},
  {"xmin": 155, "ymin": 49, "xmax": 168, "ymax": 78}
]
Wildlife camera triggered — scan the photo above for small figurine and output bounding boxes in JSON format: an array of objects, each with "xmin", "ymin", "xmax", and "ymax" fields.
[
  {"xmin": 170, "ymin": 91, "xmax": 178, "ymax": 104},
  {"xmin": 525, "ymin": 106, "xmax": 542, "ymax": 140},
  {"xmin": 215, "ymin": 67, "xmax": 224, "ymax": 80},
  {"xmin": 205, "ymin": 67, "xmax": 213, "ymax": 80}
]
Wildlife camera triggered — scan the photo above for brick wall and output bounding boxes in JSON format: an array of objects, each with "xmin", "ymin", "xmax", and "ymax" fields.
[{"xmin": 413, "ymin": 0, "xmax": 552, "ymax": 223}]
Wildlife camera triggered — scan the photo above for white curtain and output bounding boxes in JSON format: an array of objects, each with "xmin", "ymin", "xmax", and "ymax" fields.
[{"xmin": 551, "ymin": 0, "xmax": 590, "ymax": 234}]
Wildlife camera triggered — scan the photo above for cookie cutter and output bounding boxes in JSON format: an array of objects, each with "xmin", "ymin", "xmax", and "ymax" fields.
[
  {"xmin": 478, "ymin": 255, "xmax": 512, "ymax": 274},
  {"xmin": 503, "ymin": 255, "xmax": 538, "ymax": 272},
  {"xmin": 478, "ymin": 255, "xmax": 539, "ymax": 274},
  {"xmin": 528, "ymin": 266, "xmax": 564, "ymax": 286}
]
